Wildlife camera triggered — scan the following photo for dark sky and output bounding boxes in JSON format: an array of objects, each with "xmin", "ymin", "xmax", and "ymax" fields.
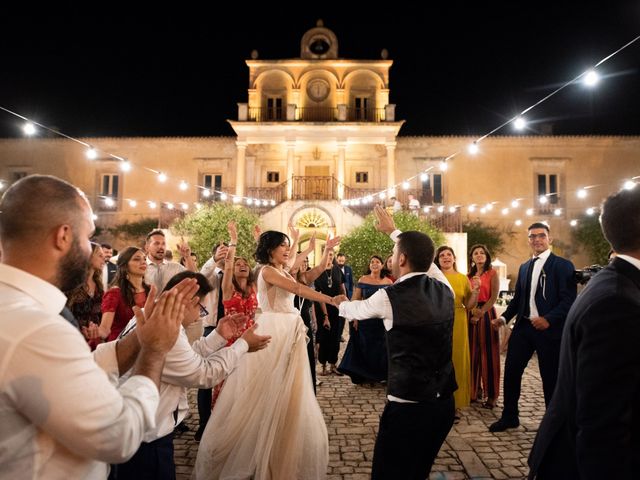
[{"xmin": 1, "ymin": 3, "xmax": 639, "ymax": 138}]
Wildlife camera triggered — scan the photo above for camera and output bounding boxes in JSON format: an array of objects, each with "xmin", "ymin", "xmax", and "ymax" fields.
[{"xmin": 573, "ymin": 265, "xmax": 604, "ymax": 285}]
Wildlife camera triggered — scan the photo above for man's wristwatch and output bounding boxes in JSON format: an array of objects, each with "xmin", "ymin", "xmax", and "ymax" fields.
[{"xmin": 228, "ymin": 243, "xmax": 237, "ymax": 247}]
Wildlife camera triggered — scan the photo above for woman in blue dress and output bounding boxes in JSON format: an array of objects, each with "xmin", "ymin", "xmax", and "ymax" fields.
[{"xmin": 338, "ymin": 255, "xmax": 393, "ymax": 384}]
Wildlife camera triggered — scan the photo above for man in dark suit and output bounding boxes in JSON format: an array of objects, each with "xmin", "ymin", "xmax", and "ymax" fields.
[
  {"xmin": 528, "ymin": 187, "xmax": 640, "ymax": 479},
  {"xmin": 101, "ymin": 242, "xmax": 117, "ymax": 287},
  {"xmin": 336, "ymin": 252, "xmax": 354, "ymax": 299},
  {"xmin": 489, "ymin": 222, "xmax": 576, "ymax": 432}
]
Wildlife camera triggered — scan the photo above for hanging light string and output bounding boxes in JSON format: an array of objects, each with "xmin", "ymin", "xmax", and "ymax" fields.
[
  {"xmin": 341, "ymin": 34, "xmax": 640, "ymax": 222},
  {"xmin": 1, "ymin": 35, "xmax": 638, "ymax": 221}
]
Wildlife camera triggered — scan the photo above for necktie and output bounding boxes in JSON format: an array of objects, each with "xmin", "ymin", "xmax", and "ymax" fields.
[
  {"xmin": 60, "ymin": 306, "xmax": 79, "ymax": 330},
  {"xmin": 522, "ymin": 257, "xmax": 539, "ymax": 319},
  {"xmin": 217, "ymin": 271, "xmax": 225, "ymax": 321}
]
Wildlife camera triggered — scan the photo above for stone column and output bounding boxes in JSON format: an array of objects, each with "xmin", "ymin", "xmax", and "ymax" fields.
[
  {"xmin": 235, "ymin": 141, "xmax": 247, "ymax": 198},
  {"xmin": 337, "ymin": 143, "xmax": 346, "ymax": 199},
  {"xmin": 386, "ymin": 142, "xmax": 396, "ymax": 191},
  {"xmin": 286, "ymin": 143, "xmax": 295, "ymax": 200}
]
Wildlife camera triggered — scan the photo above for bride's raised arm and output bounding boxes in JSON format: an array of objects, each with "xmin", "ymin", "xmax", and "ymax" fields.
[{"xmin": 261, "ymin": 265, "xmax": 342, "ymax": 306}]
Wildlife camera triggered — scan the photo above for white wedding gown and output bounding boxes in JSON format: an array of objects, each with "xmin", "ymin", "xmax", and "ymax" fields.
[{"xmin": 194, "ymin": 268, "xmax": 329, "ymax": 480}]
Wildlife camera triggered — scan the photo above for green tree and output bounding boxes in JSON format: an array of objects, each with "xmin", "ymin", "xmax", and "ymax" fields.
[
  {"xmin": 172, "ymin": 203, "xmax": 260, "ymax": 264},
  {"xmin": 571, "ymin": 214, "xmax": 611, "ymax": 265},
  {"xmin": 339, "ymin": 211, "xmax": 446, "ymax": 279},
  {"xmin": 462, "ymin": 220, "xmax": 508, "ymax": 256}
]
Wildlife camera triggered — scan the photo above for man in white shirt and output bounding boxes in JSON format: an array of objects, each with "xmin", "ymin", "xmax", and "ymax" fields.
[
  {"xmin": 195, "ymin": 241, "xmax": 229, "ymax": 440},
  {"xmin": 335, "ymin": 205, "xmax": 455, "ymax": 479},
  {"xmin": 116, "ymin": 271, "xmax": 271, "ymax": 479},
  {"xmin": 407, "ymin": 193, "xmax": 420, "ymax": 215},
  {"xmin": 0, "ymin": 175, "xmax": 194, "ymax": 479},
  {"xmin": 390, "ymin": 196, "xmax": 402, "ymax": 213},
  {"xmin": 144, "ymin": 229, "xmax": 196, "ymax": 293}
]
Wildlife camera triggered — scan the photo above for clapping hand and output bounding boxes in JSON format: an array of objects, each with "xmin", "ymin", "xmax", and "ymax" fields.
[
  {"xmin": 240, "ymin": 324, "xmax": 272, "ymax": 352},
  {"xmin": 216, "ymin": 313, "xmax": 248, "ymax": 340},
  {"xmin": 177, "ymin": 236, "xmax": 191, "ymax": 258},
  {"xmin": 325, "ymin": 235, "xmax": 341, "ymax": 250},
  {"xmin": 134, "ymin": 279, "xmax": 199, "ymax": 353},
  {"xmin": 374, "ymin": 205, "xmax": 395, "ymax": 234},
  {"xmin": 227, "ymin": 221, "xmax": 238, "ymax": 244}
]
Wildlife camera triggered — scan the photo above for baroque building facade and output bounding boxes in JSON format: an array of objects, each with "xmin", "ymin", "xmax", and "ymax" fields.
[{"xmin": 1, "ymin": 21, "xmax": 638, "ymax": 278}]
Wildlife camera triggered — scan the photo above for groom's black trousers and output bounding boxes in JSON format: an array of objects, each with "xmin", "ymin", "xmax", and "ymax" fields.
[{"xmin": 372, "ymin": 395, "xmax": 454, "ymax": 480}]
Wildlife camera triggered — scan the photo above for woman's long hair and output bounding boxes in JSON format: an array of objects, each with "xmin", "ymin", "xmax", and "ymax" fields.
[
  {"xmin": 231, "ymin": 256, "xmax": 255, "ymax": 298},
  {"xmin": 66, "ymin": 242, "xmax": 104, "ymax": 305},
  {"xmin": 434, "ymin": 245, "xmax": 458, "ymax": 272},
  {"xmin": 365, "ymin": 255, "xmax": 389, "ymax": 278},
  {"xmin": 111, "ymin": 246, "xmax": 150, "ymax": 307},
  {"xmin": 468, "ymin": 244, "xmax": 493, "ymax": 277},
  {"xmin": 254, "ymin": 230, "xmax": 290, "ymax": 266}
]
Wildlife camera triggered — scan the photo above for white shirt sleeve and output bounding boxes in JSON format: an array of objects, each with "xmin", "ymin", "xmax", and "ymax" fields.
[
  {"xmin": 338, "ymin": 289, "xmax": 394, "ymax": 330},
  {"xmin": 5, "ymin": 322, "xmax": 159, "ymax": 463},
  {"xmin": 160, "ymin": 330, "xmax": 248, "ymax": 389}
]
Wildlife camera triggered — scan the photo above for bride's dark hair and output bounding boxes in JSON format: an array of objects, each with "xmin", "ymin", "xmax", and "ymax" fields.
[{"xmin": 254, "ymin": 230, "xmax": 290, "ymax": 265}]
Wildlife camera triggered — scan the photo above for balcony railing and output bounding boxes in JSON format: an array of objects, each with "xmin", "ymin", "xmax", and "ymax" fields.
[
  {"xmin": 346, "ymin": 107, "xmax": 385, "ymax": 122},
  {"xmin": 297, "ymin": 107, "xmax": 338, "ymax": 122},
  {"xmin": 248, "ymin": 107, "xmax": 284, "ymax": 122},
  {"xmin": 240, "ymin": 106, "xmax": 390, "ymax": 123}
]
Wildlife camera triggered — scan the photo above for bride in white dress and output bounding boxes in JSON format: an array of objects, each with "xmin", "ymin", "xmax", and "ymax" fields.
[{"xmin": 194, "ymin": 230, "xmax": 339, "ymax": 480}]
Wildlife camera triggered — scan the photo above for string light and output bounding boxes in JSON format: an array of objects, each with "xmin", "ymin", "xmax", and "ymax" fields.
[
  {"xmin": 23, "ymin": 122, "xmax": 36, "ymax": 136},
  {"xmin": 623, "ymin": 180, "xmax": 636, "ymax": 190},
  {"xmin": 1, "ymin": 35, "xmax": 639, "ymax": 224},
  {"xmin": 148, "ymin": 201, "xmax": 157, "ymax": 209},
  {"xmin": 584, "ymin": 70, "xmax": 599, "ymax": 87},
  {"xmin": 86, "ymin": 147, "xmax": 98, "ymax": 160},
  {"xmin": 577, "ymin": 188, "xmax": 588, "ymax": 199},
  {"xmin": 513, "ymin": 117, "xmax": 526, "ymax": 130}
]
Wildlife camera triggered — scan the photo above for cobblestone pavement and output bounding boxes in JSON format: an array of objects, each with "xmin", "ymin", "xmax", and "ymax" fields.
[{"xmin": 174, "ymin": 353, "xmax": 545, "ymax": 480}]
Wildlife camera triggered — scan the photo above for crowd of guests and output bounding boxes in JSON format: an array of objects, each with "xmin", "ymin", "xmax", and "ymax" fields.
[{"xmin": 2, "ymin": 174, "xmax": 638, "ymax": 480}]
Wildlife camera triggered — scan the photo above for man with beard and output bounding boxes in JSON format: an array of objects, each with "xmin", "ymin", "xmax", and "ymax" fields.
[
  {"xmin": 0, "ymin": 175, "xmax": 197, "ymax": 479},
  {"xmin": 144, "ymin": 229, "xmax": 197, "ymax": 293}
]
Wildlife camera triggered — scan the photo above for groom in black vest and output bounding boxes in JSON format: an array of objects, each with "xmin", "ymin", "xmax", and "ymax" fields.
[{"xmin": 336, "ymin": 206, "xmax": 456, "ymax": 479}]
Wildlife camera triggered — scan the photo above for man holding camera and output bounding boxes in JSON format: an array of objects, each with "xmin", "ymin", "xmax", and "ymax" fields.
[{"xmin": 489, "ymin": 222, "xmax": 576, "ymax": 432}]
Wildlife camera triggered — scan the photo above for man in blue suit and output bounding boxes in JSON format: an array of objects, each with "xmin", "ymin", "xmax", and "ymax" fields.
[
  {"xmin": 489, "ymin": 222, "xmax": 576, "ymax": 432},
  {"xmin": 336, "ymin": 253, "xmax": 354, "ymax": 299},
  {"xmin": 528, "ymin": 188, "xmax": 640, "ymax": 479}
]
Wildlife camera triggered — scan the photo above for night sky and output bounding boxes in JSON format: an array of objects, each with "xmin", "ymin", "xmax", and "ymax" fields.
[{"xmin": 2, "ymin": 3, "xmax": 639, "ymax": 138}]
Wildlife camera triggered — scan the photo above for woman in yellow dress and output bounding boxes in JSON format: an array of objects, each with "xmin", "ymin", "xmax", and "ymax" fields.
[{"xmin": 435, "ymin": 246, "xmax": 479, "ymax": 419}]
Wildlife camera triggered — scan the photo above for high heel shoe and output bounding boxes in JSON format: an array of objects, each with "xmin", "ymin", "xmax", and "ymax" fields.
[
  {"xmin": 320, "ymin": 364, "xmax": 327, "ymax": 376},
  {"xmin": 329, "ymin": 364, "xmax": 343, "ymax": 376}
]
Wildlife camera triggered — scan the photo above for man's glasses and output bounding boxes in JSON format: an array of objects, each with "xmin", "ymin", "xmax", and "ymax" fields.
[
  {"xmin": 528, "ymin": 233, "xmax": 548, "ymax": 240},
  {"xmin": 199, "ymin": 303, "xmax": 209, "ymax": 318}
]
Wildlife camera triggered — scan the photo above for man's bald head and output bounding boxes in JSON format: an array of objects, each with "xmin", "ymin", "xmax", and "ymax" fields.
[{"xmin": 0, "ymin": 175, "xmax": 90, "ymax": 246}]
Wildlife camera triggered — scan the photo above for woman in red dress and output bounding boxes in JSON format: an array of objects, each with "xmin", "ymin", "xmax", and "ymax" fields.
[
  {"xmin": 99, "ymin": 246, "xmax": 149, "ymax": 341},
  {"xmin": 211, "ymin": 222, "xmax": 258, "ymax": 407},
  {"xmin": 467, "ymin": 244, "xmax": 501, "ymax": 409}
]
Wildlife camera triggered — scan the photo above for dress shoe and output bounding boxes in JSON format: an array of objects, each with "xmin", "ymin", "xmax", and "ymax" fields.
[{"xmin": 489, "ymin": 418, "xmax": 519, "ymax": 432}]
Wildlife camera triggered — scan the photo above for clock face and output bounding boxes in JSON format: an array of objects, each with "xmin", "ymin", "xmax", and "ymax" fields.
[{"xmin": 307, "ymin": 79, "xmax": 330, "ymax": 102}]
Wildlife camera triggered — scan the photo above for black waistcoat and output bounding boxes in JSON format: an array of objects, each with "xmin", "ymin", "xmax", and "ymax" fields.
[{"xmin": 385, "ymin": 274, "xmax": 456, "ymax": 402}]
